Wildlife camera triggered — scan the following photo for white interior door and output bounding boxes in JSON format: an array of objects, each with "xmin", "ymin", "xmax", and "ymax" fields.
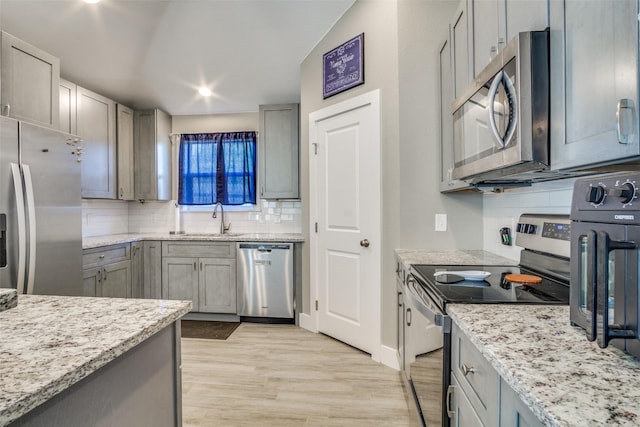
[{"xmin": 310, "ymin": 90, "xmax": 381, "ymax": 357}]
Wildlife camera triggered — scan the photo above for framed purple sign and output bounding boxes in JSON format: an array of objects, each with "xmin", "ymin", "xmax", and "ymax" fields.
[{"xmin": 323, "ymin": 33, "xmax": 364, "ymax": 99}]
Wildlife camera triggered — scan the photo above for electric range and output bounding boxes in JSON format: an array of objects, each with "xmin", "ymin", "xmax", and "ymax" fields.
[{"xmin": 402, "ymin": 214, "xmax": 571, "ymax": 427}]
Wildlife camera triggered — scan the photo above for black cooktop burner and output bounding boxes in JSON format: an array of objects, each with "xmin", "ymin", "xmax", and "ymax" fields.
[{"xmin": 411, "ymin": 264, "xmax": 570, "ymax": 310}]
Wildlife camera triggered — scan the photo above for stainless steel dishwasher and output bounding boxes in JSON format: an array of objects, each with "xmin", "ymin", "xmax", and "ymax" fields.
[{"xmin": 237, "ymin": 243, "xmax": 294, "ymax": 319}]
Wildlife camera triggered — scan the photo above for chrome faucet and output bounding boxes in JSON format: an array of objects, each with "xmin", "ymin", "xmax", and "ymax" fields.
[{"xmin": 212, "ymin": 202, "xmax": 231, "ymax": 234}]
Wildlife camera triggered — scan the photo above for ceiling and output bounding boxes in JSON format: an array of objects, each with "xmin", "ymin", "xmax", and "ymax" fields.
[{"xmin": 0, "ymin": 0, "xmax": 355, "ymax": 115}]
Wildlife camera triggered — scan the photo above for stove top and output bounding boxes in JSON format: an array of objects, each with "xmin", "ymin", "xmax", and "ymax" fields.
[{"xmin": 410, "ymin": 264, "xmax": 570, "ymax": 311}]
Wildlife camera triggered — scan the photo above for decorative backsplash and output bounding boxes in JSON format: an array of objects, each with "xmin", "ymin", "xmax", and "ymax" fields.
[{"xmin": 82, "ymin": 199, "xmax": 302, "ymax": 237}]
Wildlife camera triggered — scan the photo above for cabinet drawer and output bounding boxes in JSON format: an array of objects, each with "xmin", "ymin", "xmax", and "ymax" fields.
[
  {"xmin": 451, "ymin": 323, "xmax": 500, "ymax": 426},
  {"xmin": 162, "ymin": 241, "xmax": 235, "ymax": 258},
  {"xmin": 83, "ymin": 243, "xmax": 130, "ymax": 268}
]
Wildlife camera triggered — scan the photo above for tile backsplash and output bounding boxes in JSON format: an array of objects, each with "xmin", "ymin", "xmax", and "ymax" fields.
[
  {"xmin": 482, "ymin": 178, "xmax": 577, "ymax": 260},
  {"xmin": 82, "ymin": 199, "xmax": 302, "ymax": 237}
]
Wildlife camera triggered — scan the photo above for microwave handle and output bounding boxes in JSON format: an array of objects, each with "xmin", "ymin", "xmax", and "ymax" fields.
[
  {"xmin": 488, "ymin": 71, "xmax": 518, "ymax": 149},
  {"xmin": 596, "ymin": 231, "xmax": 637, "ymax": 349}
]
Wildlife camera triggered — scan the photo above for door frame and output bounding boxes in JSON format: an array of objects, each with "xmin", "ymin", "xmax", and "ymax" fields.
[{"xmin": 305, "ymin": 89, "xmax": 382, "ymax": 362}]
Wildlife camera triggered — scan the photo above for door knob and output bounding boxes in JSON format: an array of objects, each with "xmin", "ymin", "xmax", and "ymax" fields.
[{"xmin": 360, "ymin": 239, "xmax": 370, "ymax": 248}]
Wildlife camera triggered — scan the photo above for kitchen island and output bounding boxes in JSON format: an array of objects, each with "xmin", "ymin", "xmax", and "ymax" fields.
[
  {"xmin": 449, "ymin": 304, "xmax": 640, "ymax": 426},
  {"xmin": 0, "ymin": 295, "xmax": 191, "ymax": 426}
]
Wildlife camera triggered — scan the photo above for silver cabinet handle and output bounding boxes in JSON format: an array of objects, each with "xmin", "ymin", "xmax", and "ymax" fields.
[
  {"xmin": 446, "ymin": 385, "xmax": 455, "ymax": 418},
  {"xmin": 2, "ymin": 104, "xmax": 10, "ymax": 116},
  {"xmin": 200, "ymin": 262, "xmax": 203, "ymax": 271},
  {"xmin": 462, "ymin": 364, "xmax": 475, "ymax": 376},
  {"xmin": 406, "ymin": 308, "xmax": 412, "ymax": 327},
  {"xmin": 99, "ymin": 255, "xmax": 105, "ymax": 259},
  {"xmin": 103, "ymin": 268, "xmax": 107, "ymax": 281},
  {"xmin": 617, "ymin": 99, "xmax": 635, "ymax": 144},
  {"xmin": 193, "ymin": 262, "xmax": 197, "ymax": 270},
  {"xmin": 360, "ymin": 239, "xmax": 370, "ymax": 248},
  {"xmin": 120, "ymin": 187, "xmax": 123, "ymax": 198}
]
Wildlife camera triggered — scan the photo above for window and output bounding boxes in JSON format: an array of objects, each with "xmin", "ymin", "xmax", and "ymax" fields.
[{"xmin": 178, "ymin": 132, "xmax": 257, "ymax": 206}]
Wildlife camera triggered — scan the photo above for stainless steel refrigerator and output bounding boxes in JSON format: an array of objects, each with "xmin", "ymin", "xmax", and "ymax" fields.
[{"xmin": 0, "ymin": 116, "xmax": 83, "ymax": 295}]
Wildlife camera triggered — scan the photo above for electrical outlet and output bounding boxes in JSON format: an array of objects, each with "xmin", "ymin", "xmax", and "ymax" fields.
[{"xmin": 435, "ymin": 214, "xmax": 447, "ymax": 232}]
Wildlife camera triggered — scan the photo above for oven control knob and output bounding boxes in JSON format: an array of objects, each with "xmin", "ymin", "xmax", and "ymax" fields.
[
  {"xmin": 610, "ymin": 182, "xmax": 636, "ymax": 204},
  {"xmin": 586, "ymin": 185, "xmax": 607, "ymax": 205}
]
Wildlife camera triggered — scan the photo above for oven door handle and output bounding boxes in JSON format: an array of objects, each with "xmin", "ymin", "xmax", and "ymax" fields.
[
  {"xmin": 585, "ymin": 230, "xmax": 597, "ymax": 342},
  {"xmin": 406, "ymin": 276, "xmax": 451, "ymax": 333},
  {"xmin": 596, "ymin": 231, "xmax": 637, "ymax": 349}
]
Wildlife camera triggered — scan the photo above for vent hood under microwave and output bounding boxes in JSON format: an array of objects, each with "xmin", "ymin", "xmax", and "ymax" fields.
[{"xmin": 451, "ymin": 30, "xmax": 550, "ymax": 185}]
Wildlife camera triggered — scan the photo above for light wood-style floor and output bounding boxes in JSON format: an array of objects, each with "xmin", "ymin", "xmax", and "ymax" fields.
[{"xmin": 181, "ymin": 323, "xmax": 410, "ymax": 426}]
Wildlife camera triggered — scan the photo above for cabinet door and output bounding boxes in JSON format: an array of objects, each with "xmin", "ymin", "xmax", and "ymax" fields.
[
  {"xmin": 59, "ymin": 78, "xmax": 77, "ymax": 134},
  {"xmin": 259, "ymin": 103, "xmax": 299, "ymax": 199},
  {"xmin": 134, "ymin": 109, "xmax": 171, "ymax": 201},
  {"xmin": 471, "ymin": 0, "xmax": 505, "ymax": 77},
  {"xmin": 143, "ymin": 241, "xmax": 162, "ymax": 299},
  {"xmin": 499, "ymin": 378, "xmax": 543, "ymax": 427},
  {"xmin": 550, "ymin": 0, "xmax": 639, "ymax": 170},
  {"xmin": 130, "ymin": 242, "xmax": 144, "ymax": 298},
  {"xmin": 82, "ymin": 267, "xmax": 99, "ymax": 297},
  {"xmin": 116, "ymin": 104, "xmax": 135, "ymax": 201},
  {"xmin": 77, "ymin": 86, "xmax": 116, "ymax": 198},
  {"xmin": 451, "ymin": 2, "xmax": 472, "ymax": 99},
  {"xmin": 449, "ymin": 375, "xmax": 485, "ymax": 427},
  {"xmin": 440, "ymin": 36, "xmax": 472, "ymax": 193},
  {"xmin": 100, "ymin": 260, "xmax": 131, "ymax": 298},
  {"xmin": 199, "ymin": 258, "xmax": 237, "ymax": 313},
  {"xmin": 505, "ymin": 0, "xmax": 547, "ymax": 42},
  {"xmin": 0, "ymin": 31, "xmax": 60, "ymax": 128},
  {"xmin": 162, "ymin": 256, "xmax": 199, "ymax": 310}
]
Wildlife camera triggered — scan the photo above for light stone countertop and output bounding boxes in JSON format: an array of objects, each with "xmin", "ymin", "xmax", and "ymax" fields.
[
  {"xmin": 0, "ymin": 289, "xmax": 17, "ymax": 313},
  {"xmin": 0, "ymin": 295, "xmax": 191, "ymax": 426},
  {"xmin": 395, "ymin": 249, "xmax": 517, "ymax": 267},
  {"xmin": 83, "ymin": 232, "xmax": 305, "ymax": 249},
  {"xmin": 448, "ymin": 304, "xmax": 640, "ymax": 426}
]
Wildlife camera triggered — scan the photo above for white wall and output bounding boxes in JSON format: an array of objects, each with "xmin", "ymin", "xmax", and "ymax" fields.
[
  {"xmin": 300, "ymin": 0, "xmax": 400, "ymax": 347},
  {"xmin": 82, "ymin": 200, "xmax": 129, "ymax": 237},
  {"xmin": 482, "ymin": 179, "xmax": 576, "ymax": 260}
]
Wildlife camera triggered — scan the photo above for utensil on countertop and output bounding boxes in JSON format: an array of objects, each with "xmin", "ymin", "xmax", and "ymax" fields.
[{"xmin": 433, "ymin": 270, "xmax": 492, "ymax": 281}]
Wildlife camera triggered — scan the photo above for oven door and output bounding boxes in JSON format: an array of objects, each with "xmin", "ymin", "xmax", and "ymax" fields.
[
  {"xmin": 571, "ymin": 222, "xmax": 639, "ymax": 355},
  {"xmin": 405, "ymin": 275, "xmax": 449, "ymax": 427}
]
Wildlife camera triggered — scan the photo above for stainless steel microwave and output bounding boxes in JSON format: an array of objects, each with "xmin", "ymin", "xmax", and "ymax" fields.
[{"xmin": 451, "ymin": 30, "xmax": 550, "ymax": 183}]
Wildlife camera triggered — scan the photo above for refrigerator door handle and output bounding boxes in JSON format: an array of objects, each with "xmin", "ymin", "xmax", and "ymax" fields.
[
  {"xmin": 10, "ymin": 163, "xmax": 26, "ymax": 294},
  {"xmin": 22, "ymin": 164, "xmax": 36, "ymax": 295}
]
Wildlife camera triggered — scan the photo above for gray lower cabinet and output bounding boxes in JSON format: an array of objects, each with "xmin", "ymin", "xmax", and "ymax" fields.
[
  {"xmin": 131, "ymin": 241, "xmax": 144, "ymax": 298},
  {"xmin": 143, "ymin": 241, "xmax": 163, "ymax": 299},
  {"xmin": 0, "ymin": 31, "xmax": 60, "ymax": 129},
  {"xmin": 450, "ymin": 321, "xmax": 544, "ymax": 427},
  {"xmin": 77, "ymin": 85, "xmax": 116, "ymax": 199},
  {"xmin": 499, "ymin": 378, "xmax": 543, "ymax": 427},
  {"xmin": 161, "ymin": 242, "xmax": 236, "ymax": 313},
  {"xmin": 82, "ymin": 244, "xmax": 131, "ymax": 298},
  {"xmin": 259, "ymin": 103, "xmax": 299, "ymax": 199}
]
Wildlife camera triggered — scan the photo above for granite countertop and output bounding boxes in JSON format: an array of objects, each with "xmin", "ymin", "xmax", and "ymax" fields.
[
  {"xmin": 0, "ymin": 295, "xmax": 191, "ymax": 425},
  {"xmin": 83, "ymin": 232, "xmax": 305, "ymax": 249},
  {"xmin": 0, "ymin": 289, "xmax": 17, "ymax": 313},
  {"xmin": 448, "ymin": 304, "xmax": 640, "ymax": 426},
  {"xmin": 395, "ymin": 249, "xmax": 517, "ymax": 267}
]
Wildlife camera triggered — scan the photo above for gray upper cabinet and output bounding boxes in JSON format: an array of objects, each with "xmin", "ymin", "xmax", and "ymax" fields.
[
  {"xmin": 451, "ymin": 2, "xmax": 472, "ymax": 100},
  {"xmin": 259, "ymin": 103, "xmax": 300, "ymax": 199},
  {"xmin": 59, "ymin": 78, "xmax": 77, "ymax": 134},
  {"xmin": 77, "ymin": 85, "xmax": 116, "ymax": 199},
  {"xmin": 134, "ymin": 109, "xmax": 171, "ymax": 201},
  {"xmin": 440, "ymin": 36, "xmax": 473, "ymax": 193},
  {"xmin": 117, "ymin": 104, "xmax": 135, "ymax": 201},
  {"xmin": 471, "ymin": 0, "xmax": 547, "ymax": 78},
  {"xmin": 550, "ymin": 0, "xmax": 639, "ymax": 171},
  {"xmin": 0, "ymin": 31, "xmax": 60, "ymax": 128}
]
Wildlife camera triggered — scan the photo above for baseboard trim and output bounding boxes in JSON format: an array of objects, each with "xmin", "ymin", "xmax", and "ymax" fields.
[
  {"xmin": 299, "ymin": 312, "xmax": 316, "ymax": 332},
  {"xmin": 378, "ymin": 344, "xmax": 401, "ymax": 370}
]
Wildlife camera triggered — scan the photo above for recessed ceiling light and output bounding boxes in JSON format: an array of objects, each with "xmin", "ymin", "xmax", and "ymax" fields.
[
  {"xmin": 83, "ymin": 0, "xmax": 100, "ymax": 3},
  {"xmin": 198, "ymin": 87, "xmax": 212, "ymax": 97}
]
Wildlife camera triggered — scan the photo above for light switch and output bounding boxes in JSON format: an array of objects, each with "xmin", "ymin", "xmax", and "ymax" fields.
[{"xmin": 435, "ymin": 214, "xmax": 447, "ymax": 232}]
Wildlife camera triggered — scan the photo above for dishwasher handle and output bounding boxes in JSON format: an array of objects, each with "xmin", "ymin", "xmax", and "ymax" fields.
[{"xmin": 238, "ymin": 243, "xmax": 292, "ymax": 251}]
